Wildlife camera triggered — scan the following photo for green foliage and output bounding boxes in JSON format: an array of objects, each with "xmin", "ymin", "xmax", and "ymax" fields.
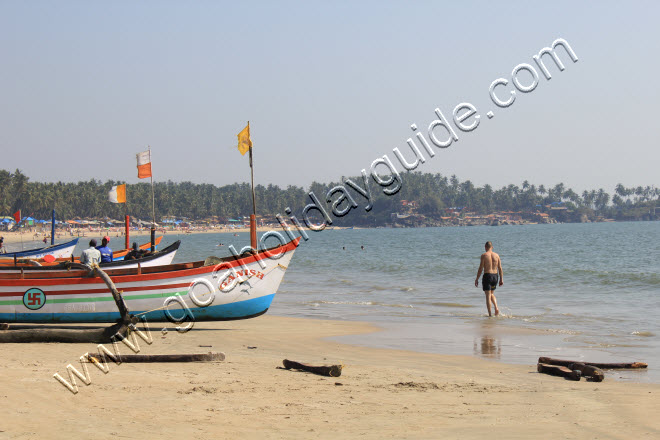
[{"xmin": 0, "ymin": 169, "xmax": 657, "ymax": 224}]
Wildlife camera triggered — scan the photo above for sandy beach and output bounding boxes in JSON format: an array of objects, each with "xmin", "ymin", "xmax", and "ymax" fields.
[
  {"xmin": 0, "ymin": 224, "xmax": 360, "ymax": 246},
  {"xmin": 1, "ymin": 315, "xmax": 658, "ymax": 439}
]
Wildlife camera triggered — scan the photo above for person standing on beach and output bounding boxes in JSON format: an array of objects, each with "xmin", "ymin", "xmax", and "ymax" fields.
[{"xmin": 475, "ymin": 241, "xmax": 503, "ymax": 317}]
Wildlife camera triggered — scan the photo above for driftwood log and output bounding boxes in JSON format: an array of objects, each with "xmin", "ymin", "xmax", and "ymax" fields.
[
  {"xmin": 537, "ymin": 363, "xmax": 581, "ymax": 381},
  {"xmin": 87, "ymin": 352, "xmax": 225, "ymax": 363},
  {"xmin": 0, "ymin": 322, "xmax": 128, "ymax": 343},
  {"xmin": 538, "ymin": 357, "xmax": 647, "ymax": 369},
  {"xmin": 568, "ymin": 363, "xmax": 605, "ymax": 382},
  {"xmin": 282, "ymin": 359, "xmax": 343, "ymax": 377}
]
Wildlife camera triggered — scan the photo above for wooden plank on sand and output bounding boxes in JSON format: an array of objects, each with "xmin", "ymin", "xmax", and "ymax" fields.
[
  {"xmin": 537, "ymin": 363, "xmax": 581, "ymax": 381},
  {"xmin": 538, "ymin": 357, "xmax": 647, "ymax": 369},
  {"xmin": 282, "ymin": 359, "xmax": 342, "ymax": 377},
  {"xmin": 87, "ymin": 352, "xmax": 225, "ymax": 363},
  {"xmin": 568, "ymin": 363, "xmax": 605, "ymax": 382}
]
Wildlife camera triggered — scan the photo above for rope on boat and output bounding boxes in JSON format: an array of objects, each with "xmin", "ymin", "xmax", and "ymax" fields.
[{"xmin": 65, "ymin": 262, "xmax": 136, "ymax": 326}]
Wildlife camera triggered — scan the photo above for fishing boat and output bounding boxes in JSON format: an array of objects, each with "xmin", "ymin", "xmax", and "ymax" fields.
[
  {"xmin": 0, "ymin": 238, "xmax": 299, "ymax": 323},
  {"xmin": 0, "ymin": 241, "xmax": 180, "ymax": 273},
  {"xmin": 0, "ymin": 236, "xmax": 163, "ymax": 266},
  {"xmin": 0, "ymin": 238, "xmax": 79, "ymax": 260},
  {"xmin": 111, "ymin": 235, "xmax": 163, "ymax": 260}
]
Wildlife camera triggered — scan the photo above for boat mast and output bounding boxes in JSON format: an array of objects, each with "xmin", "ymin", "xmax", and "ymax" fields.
[
  {"xmin": 248, "ymin": 122, "xmax": 257, "ymax": 249},
  {"xmin": 149, "ymin": 146, "xmax": 156, "ymax": 252}
]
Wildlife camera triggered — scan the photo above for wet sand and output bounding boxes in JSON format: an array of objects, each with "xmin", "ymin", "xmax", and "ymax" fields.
[
  {"xmin": 1, "ymin": 315, "xmax": 658, "ymax": 439},
  {"xmin": 331, "ymin": 318, "xmax": 659, "ymax": 383}
]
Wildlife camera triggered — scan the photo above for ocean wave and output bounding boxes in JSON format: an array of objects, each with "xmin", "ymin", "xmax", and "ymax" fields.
[
  {"xmin": 544, "ymin": 328, "xmax": 582, "ymax": 335},
  {"xmin": 303, "ymin": 300, "xmax": 414, "ymax": 309},
  {"xmin": 428, "ymin": 302, "xmax": 475, "ymax": 308},
  {"xmin": 631, "ymin": 331, "xmax": 655, "ymax": 337},
  {"xmin": 558, "ymin": 268, "xmax": 660, "ymax": 287}
]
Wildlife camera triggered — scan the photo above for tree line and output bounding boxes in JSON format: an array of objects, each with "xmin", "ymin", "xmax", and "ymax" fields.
[{"xmin": 1, "ymin": 169, "xmax": 657, "ymax": 225}]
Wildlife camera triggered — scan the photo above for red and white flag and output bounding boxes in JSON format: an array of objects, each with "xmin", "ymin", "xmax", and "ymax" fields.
[
  {"xmin": 13, "ymin": 210, "xmax": 21, "ymax": 223},
  {"xmin": 136, "ymin": 150, "xmax": 152, "ymax": 179}
]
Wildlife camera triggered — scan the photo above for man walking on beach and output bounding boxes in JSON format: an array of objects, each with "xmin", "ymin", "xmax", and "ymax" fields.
[{"xmin": 475, "ymin": 241, "xmax": 503, "ymax": 317}]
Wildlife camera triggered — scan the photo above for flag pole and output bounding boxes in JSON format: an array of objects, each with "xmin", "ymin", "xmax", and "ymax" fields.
[
  {"xmin": 18, "ymin": 211, "xmax": 24, "ymax": 251},
  {"xmin": 125, "ymin": 184, "xmax": 130, "ymax": 251},
  {"xmin": 51, "ymin": 209, "xmax": 56, "ymax": 245},
  {"xmin": 248, "ymin": 122, "xmax": 257, "ymax": 249},
  {"xmin": 149, "ymin": 146, "xmax": 156, "ymax": 252}
]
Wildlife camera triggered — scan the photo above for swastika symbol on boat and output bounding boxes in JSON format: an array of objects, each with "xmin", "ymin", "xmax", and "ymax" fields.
[
  {"xmin": 23, "ymin": 288, "xmax": 46, "ymax": 310},
  {"xmin": 28, "ymin": 292, "xmax": 41, "ymax": 305}
]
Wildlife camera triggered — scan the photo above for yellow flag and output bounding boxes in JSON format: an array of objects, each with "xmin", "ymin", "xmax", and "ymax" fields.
[{"xmin": 237, "ymin": 123, "xmax": 252, "ymax": 155}]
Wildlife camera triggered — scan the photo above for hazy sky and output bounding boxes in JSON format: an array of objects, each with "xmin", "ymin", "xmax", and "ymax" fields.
[{"xmin": 1, "ymin": 1, "xmax": 658, "ymax": 194}]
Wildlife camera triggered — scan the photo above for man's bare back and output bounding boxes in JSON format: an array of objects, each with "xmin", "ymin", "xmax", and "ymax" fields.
[
  {"xmin": 480, "ymin": 251, "xmax": 501, "ymax": 274},
  {"xmin": 475, "ymin": 241, "xmax": 503, "ymax": 317}
]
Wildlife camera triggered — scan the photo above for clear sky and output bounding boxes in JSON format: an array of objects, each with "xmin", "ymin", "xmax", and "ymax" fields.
[{"xmin": 1, "ymin": 1, "xmax": 658, "ymax": 194}]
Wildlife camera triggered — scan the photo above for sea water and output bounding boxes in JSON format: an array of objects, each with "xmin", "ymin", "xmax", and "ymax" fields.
[{"xmin": 75, "ymin": 221, "xmax": 660, "ymax": 382}]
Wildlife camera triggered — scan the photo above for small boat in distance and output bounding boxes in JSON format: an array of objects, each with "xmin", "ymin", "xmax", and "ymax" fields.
[
  {"xmin": 0, "ymin": 238, "xmax": 79, "ymax": 260},
  {"xmin": 112, "ymin": 236, "xmax": 164, "ymax": 261},
  {"xmin": 0, "ymin": 236, "xmax": 164, "ymax": 265},
  {"xmin": 0, "ymin": 241, "xmax": 181, "ymax": 273}
]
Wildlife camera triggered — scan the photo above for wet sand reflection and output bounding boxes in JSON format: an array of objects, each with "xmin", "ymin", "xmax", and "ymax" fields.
[
  {"xmin": 474, "ymin": 336, "xmax": 502, "ymax": 358},
  {"xmin": 474, "ymin": 320, "xmax": 502, "ymax": 358}
]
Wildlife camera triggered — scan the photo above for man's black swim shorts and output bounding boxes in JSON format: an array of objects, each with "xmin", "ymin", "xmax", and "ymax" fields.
[{"xmin": 482, "ymin": 273, "xmax": 498, "ymax": 292}]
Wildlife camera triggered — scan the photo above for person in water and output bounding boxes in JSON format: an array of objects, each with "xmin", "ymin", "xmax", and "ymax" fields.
[{"xmin": 474, "ymin": 241, "xmax": 503, "ymax": 317}]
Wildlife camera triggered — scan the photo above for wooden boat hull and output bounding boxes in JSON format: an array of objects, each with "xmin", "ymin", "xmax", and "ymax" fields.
[
  {"xmin": 0, "ymin": 238, "xmax": 299, "ymax": 323},
  {"xmin": 0, "ymin": 238, "xmax": 79, "ymax": 260}
]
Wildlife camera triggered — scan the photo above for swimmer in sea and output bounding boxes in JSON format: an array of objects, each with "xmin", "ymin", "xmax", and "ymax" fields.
[{"xmin": 474, "ymin": 241, "xmax": 503, "ymax": 317}]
